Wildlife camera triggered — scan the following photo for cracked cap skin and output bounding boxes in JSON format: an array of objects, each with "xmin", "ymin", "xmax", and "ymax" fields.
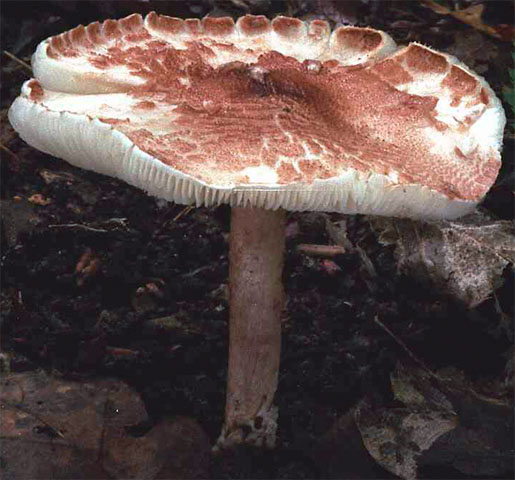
[{"xmin": 9, "ymin": 13, "xmax": 505, "ymax": 219}]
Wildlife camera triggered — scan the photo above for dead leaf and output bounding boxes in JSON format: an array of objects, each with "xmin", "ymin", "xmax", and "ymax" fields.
[
  {"xmin": 421, "ymin": 0, "xmax": 514, "ymax": 41},
  {"xmin": 355, "ymin": 364, "xmax": 514, "ymax": 479},
  {"xmin": 356, "ymin": 365, "xmax": 457, "ymax": 480},
  {"xmin": 0, "ymin": 371, "xmax": 146, "ymax": 479},
  {"xmin": 0, "ymin": 371, "xmax": 211, "ymax": 479},
  {"xmin": 370, "ymin": 211, "xmax": 515, "ymax": 307}
]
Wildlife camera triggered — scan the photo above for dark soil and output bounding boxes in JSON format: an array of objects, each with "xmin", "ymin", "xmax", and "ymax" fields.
[{"xmin": 1, "ymin": 1, "xmax": 513, "ymax": 479}]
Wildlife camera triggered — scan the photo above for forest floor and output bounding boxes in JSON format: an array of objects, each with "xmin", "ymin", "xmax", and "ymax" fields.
[{"xmin": 1, "ymin": 1, "xmax": 514, "ymax": 479}]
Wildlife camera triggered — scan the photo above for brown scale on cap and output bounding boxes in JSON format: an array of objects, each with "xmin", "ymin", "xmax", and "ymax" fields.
[
  {"xmin": 134, "ymin": 100, "xmax": 156, "ymax": 110},
  {"xmin": 272, "ymin": 17, "xmax": 306, "ymax": 40},
  {"xmin": 404, "ymin": 44, "xmax": 448, "ymax": 73},
  {"xmin": 68, "ymin": 25, "xmax": 89, "ymax": 47},
  {"xmin": 35, "ymin": 13, "xmax": 500, "ymax": 201},
  {"xmin": 371, "ymin": 59, "xmax": 413, "ymax": 86},
  {"xmin": 203, "ymin": 17, "xmax": 235, "ymax": 37},
  {"xmin": 118, "ymin": 13, "xmax": 145, "ymax": 32},
  {"xmin": 48, "ymin": 15, "xmax": 147, "ymax": 58},
  {"xmin": 102, "ymin": 19, "xmax": 123, "ymax": 39},
  {"xmin": 27, "ymin": 80, "xmax": 44, "ymax": 101},
  {"xmin": 443, "ymin": 65, "xmax": 480, "ymax": 106},
  {"xmin": 370, "ymin": 43, "xmax": 484, "ymax": 116},
  {"xmin": 236, "ymin": 15, "xmax": 271, "ymax": 36},
  {"xmin": 185, "ymin": 19, "xmax": 202, "ymax": 36},
  {"xmin": 146, "ymin": 12, "xmax": 185, "ymax": 35},
  {"xmin": 85, "ymin": 22, "xmax": 102, "ymax": 44},
  {"xmin": 332, "ymin": 27, "xmax": 382, "ymax": 52}
]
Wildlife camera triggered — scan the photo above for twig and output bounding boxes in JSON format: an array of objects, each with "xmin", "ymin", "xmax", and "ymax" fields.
[
  {"xmin": 0, "ymin": 142, "xmax": 20, "ymax": 161},
  {"xmin": 100, "ymin": 217, "xmax": 129, "ymax": 230},
  {"xmin": 374, "ymin": 316, "xmax": 439, "ymax": 380},
  {"xmin": 296, "ymin": 244, "xmax": 346, "ymax": 257},
  {"xmin": 182, "ymin": 264, "xmax": 213, "ymax": 278},
  {"xmin": 173, "ymin": 205, "xmax": 194, "ymax": 222},
  {"xmin": 105, "ymin": 346, "xmax": 138, "ymax": 356},
  {"xmin": 2, "ymin": 50, "xmax": 32, "ymax": 72},
  {"xmin": 48, "ymin": 223, "xmax": 108, "ymax": 233}
]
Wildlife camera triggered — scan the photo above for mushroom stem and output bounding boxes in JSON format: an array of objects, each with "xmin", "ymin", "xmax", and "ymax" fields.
[{"xmin": 218, "ymin": 206, "xmax": 286, "ymax": 449}]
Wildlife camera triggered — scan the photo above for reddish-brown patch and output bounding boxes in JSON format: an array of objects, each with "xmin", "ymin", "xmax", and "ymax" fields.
[
  {"xmin": 371, "ymin": 59, "xmax": 413, "ymax": 85},
  {"xmin": 403, "ymin": 44, "xmax": 448, "ymax": 73},
  {"xmin": 69, "ymin": 25, "xmax": 88, "ymax": 47},
  {"xmin": 48, "ymin": 32, "xmax": 79, "ymax": 57},
  {"xmin": 237, "ymin": 15, "xmax": 270, "ymax": 36},
  {"xmin": 333, "ymin": 27, "xmax": 382, "ymax": 51},
  {"xmin": 185, "ymin": 19, "xmax": 202, "ymax": 36},
  {"xmin": 99, "ymin": 117, "xmax": 130, "ymax": 125},
  {"xmin": 442, "ymin": 65, "xmax": 478, "ymax": 97},
  {"xmin": 125, "ymin": 31, "xmax": 152, "ymax": 43},
  {"xmin": 322, "ymin": 59, "xmax": 339, "ymax": 69},
  {"xmin": 479, "ymin": 87, "xmax": 489, "ymax": 105},
  {"xmin": 86, "ymin": 22, "xmax": 102, "ymax": 44},
  {"xmin": 277, "ymin": 162, "xmax": 302, "ymax": 182},
  {"xmin": 134, "ymin": 101, "xmax": 156, "ymax": 110},
  {"xmin": 272, "ymin": 17, "xmax": 305, "ymax": 40},
  {"xmin": 47, "ymin": 36, "xmax": 62, "ymax": 58},
  {"xmin": 166, "ymin": 139, "xmax": 197, "ymax": 154},
  {"xmin": 202, "ymin": 17, "xmax": 235, "ymax": 37},
  {"xmin": 454, "ymin": 147, "xmax": 466, "ymax": 158},
  {"xmin": 118, "ymin": 14, "xmax": 144, "ymax": 32},
  {"xmin": 103, "ymin": 19, "xmax": 122, "ymax": 39},
  {"xmin": 305, "ymin": 139, "xmax": 323, "ymax": 155},
  {"xmin": 147, "ymin": 13, "xmax": 185, "ymax": 35},
  {"xmin": 27, "ymin": 80, "xmax": 44, "ymax": 101}
]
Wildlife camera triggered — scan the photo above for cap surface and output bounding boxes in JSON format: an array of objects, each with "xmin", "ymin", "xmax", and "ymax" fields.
[{"xmin": 9, "ymin": 13, "xmax": 505, "ymax": 219}]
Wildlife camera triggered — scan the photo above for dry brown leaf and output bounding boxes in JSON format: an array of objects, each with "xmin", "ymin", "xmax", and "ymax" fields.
[
  {"xmin": 0, "ymin": 371, "xmax": 210, "ymax": 479},
  {"xmin": 421, "ymin": 0, "xmax": 514, "ymax": 41},
  {"xmin": 370, "ymin": 211, "xmax": 515, "ymax": 307},
  {"xmin": 356, "ymin": 364, "xmax": 514, "ymax": 479},
  {"xmin": 356, "ymin": 365, "xmax": 457, "ymax": 480}
]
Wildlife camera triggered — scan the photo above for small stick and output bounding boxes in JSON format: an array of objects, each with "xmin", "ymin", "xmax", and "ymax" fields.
[
  {"xmin": 173, "ymin": 205, "xmax": 194, "ymax": 222},
  {"xmin": 48, "ymin": 223, "xmax": 108, "ymax": 233},
  {"xmin": 105, "ymin": 346, "xmax": 138, "ymax": 356},
  {"xmin": 296, "ymin": 244, "xmax": 346, "ymax": 257},
  {"xmin": 374, "ymin": 316, "xmax": 439, "ymax": 380},
  {"xmin": 0, "ymin": 142, "xmax": 20, "ymax": 161},
  {"xmin": 3, "ymin": 50, "xmax": 32, "ymax": 72}
]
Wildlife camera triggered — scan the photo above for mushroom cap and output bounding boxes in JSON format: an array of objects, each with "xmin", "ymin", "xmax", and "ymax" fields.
[{"xmin": 9, "ymin": 13, "xmax": 505, "ymax": 219}]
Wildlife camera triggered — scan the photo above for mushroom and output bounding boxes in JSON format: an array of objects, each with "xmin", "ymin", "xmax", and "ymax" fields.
[{"xmin": 8, "ymin": 13, "xmax": 505, "ymax": 450}]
